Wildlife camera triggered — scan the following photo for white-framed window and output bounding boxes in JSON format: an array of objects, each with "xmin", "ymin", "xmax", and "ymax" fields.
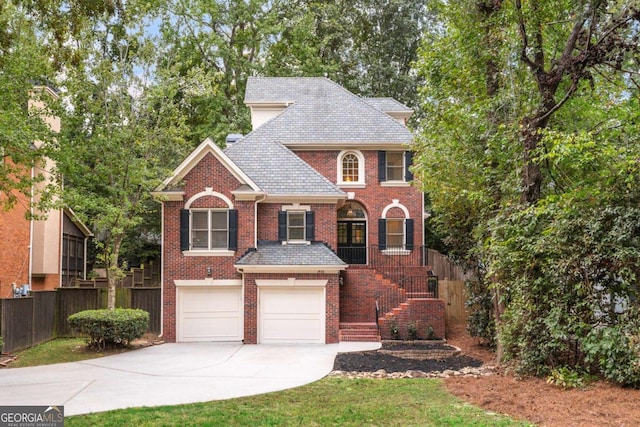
[
  {"xmin": 287, "ymin": 211, "xmax": 306, "ymax": 241},
  {"xmin": 386, "ymin": 152, "xmax": 405, "ymax": 181},
  {"xmin": 379, "ymin": 200, "xmax": 414, "ymax": 254},
  {"xmin": 338, "ymin": 150, "xmax": 365, "ymax": 186},
  {"xmin": 378, "ymin": 151, "xmax": 414, "ymax": 184},
  {"xmin": 279, "ymin": 206, "xmax": 315, "ymax": 244},
  {"xmin": 191, "ymin": 209, "xmax": 229, "ymax": 250},
  {"xmin": 385, "ymin": 218, "xmax": 405, "ymax": 248}
]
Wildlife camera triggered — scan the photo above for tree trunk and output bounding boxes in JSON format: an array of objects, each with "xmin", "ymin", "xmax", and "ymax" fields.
[
  {"xmin": 520, "ymin": 116, "xmax": 543, "ymax": 204},
  {"xmin": 106, "ymin": 237, "xmax": 123, "ymax": 310}
]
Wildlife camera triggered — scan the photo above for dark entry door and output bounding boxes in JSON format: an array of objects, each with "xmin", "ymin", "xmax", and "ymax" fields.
[{"xmin": 337, "ymin": 221, "xmax": 366, "ymax": 264}]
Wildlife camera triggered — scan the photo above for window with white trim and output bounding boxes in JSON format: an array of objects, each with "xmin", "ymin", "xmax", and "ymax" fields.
[
  {"xmin": 338, "ymin": 150, "xmax": 365, "ymax": 185},
  {"xmin": 386, "ymin": 152, "xmax": 404, "ymax": 181},
  {"xmin": 191, "ymin": 209, "xmax": 229, "ymax": 250},
  {"xmin": 287, "ymin": 211, "xmax": 305, "ymax": 241},
  {"xmin": 378, "ymin": 151, "xmax": 414, "ymax": 183},
  {"xmin": 278, "ymin": 209, "xmax": 315, "ymax": 243},
  {"xmin": 385, "ymin": 218, "xmax": 405, "ymax": 248}
]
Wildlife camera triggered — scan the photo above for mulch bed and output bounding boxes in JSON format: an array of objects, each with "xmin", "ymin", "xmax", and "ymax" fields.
[{"xmin": 333, "ymin": 341, "xmax": 483, "ymax": 373}]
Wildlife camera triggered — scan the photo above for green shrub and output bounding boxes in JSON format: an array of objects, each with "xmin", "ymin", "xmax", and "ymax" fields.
[
  {"xmin": 425, "ymin": 325, "xmax": 436, "ymax": 340},
  {"xmin": 68, "ymin": 308, "xmax": 149, "ymax": 350},
  {"xmin": 389, "ymin": 322, "xmax": 400, "ymax": 340},
  {"xmin": 546, "ymin": 366, "xmax": 595, "ymax": 389},
  {"xmin": 407, "ymin": 322, "xmax": 418, "ymax": 340},
  {"xmin": 583, "ymin": 321, "xmax": 640, "ymax": 387}
]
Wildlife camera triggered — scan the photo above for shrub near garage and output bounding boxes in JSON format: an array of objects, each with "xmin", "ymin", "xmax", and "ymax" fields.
[{"xmin": 68, "ymin": 309, "xmax": 149, "ymax": 350}]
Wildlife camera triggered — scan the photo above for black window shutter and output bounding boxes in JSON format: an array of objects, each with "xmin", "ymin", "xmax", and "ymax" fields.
[
  {"xmin": 278, "ymin": 211, "xmax": 287, "ymax": 242},
  {"xmin": 305, "ymin": 211, "xmax": 315, "ymax": 241},
  {"xmin": 228, "ymin": 209, "xmax": 238, "ymax": 250},
  {"xmin": 378, "ymin": 218, "xmax": 386, "ymax": 250},
  {"xmin": 378, "ymin": 151, "xmax": 386, "ymax": 182},
  {"xmin": 404, "ymin": 151, "xmax": 414, "ymax": 182},
  {"xmin": 405, "ymin": 218, "xmax": 414, "ymax": 250},
  {"xmin": 180, "ymin": 209, "xmax": 190, "ymax": 251}
]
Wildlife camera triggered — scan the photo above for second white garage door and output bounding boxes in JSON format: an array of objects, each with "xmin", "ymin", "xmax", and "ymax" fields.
[
  {"xmin": 177, "ymin": 286, "xmax": 242, "ymax": 342},
  {"xmin": 258, "ymin": 287, "xmax": 325, "ymax": 344}
]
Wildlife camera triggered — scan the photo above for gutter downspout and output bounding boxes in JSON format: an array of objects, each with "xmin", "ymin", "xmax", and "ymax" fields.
[
  {"xmin": 28, "ymin": 166, "xmax": 34, "ymax": 290},
  {"xmin": 159, "ymin": 202, "xmax": 165, "ymax": 338},
  {"xmin": 254, "ymin": 193, "xmax": 267, "ymax": 247}
]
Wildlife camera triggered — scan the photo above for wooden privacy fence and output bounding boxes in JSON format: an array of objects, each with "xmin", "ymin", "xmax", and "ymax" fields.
[
  {"xmin": 438, "ymin": 280, "xmax": 469, "ymax": 326},
  {"xmin": 0, "ymin": 287, "xmax": 161, "ymax": 353},
  {"xmin": 427, "ymin": 249, "xmax": 474, "ymax": 326}
]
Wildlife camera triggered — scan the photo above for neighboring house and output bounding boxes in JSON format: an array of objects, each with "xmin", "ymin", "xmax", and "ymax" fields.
[
  {"xmin": 154, "ymin": 77, "xmax": 444, "ymax": 344},
  {"xmin": 0, "ymin": 86, "xmax": 92, "ymax": 298}
]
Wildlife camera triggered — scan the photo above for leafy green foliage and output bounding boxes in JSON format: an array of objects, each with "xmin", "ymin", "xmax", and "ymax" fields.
[
  {"xmin": 583, "ymin": 309, "xmax": 640, "ymax": 387},
  {"xmin": 0, "ymin": 2, "xmax": 60, "ymax": 213},
  {"xmin": 414, "ymin": 0, "xmax": 640, "ymax": 385},
  {"xmin": 546, "ymin": 366, "xmax": 595, "ymax": 390},
  {"xmin": 465, "ymin": 280, "xmax": 496, "ymax": 347},
  {"xmin": 68, "ymin": 309, "xmax": 149, "ymax": 350}
]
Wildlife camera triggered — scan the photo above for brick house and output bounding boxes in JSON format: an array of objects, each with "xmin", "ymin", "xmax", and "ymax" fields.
[
  {"xmin": 0, "ymin": 86, "xmax": 92, "ymax": 298},
  {"xmin": 154, "ymin": 77, "xmax": 444, "ymax": 344}
]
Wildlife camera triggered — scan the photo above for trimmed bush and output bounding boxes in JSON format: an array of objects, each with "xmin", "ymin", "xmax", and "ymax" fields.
[{"xmin": 68, "ymin": 308, "xmax": 149, "ymax": 349}]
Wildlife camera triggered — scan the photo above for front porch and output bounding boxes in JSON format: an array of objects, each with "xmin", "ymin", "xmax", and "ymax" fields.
[{"xmin": 338, "ymin": 245, "xmax": 445, "ymax": 342}]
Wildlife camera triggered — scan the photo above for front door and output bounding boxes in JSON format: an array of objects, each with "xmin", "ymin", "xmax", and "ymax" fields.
[{"xmin": 338, "ymin": 221, "xmax": 367, "ymax": 264}]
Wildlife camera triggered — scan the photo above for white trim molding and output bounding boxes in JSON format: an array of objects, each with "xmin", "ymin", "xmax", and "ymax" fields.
[
  {"xmin": 185, "ymin": 188, "xmax": 234, "ymax": 209},
  {"xmin": 381, "ymin": 199, "xmax": 410, "ymax": 218}
]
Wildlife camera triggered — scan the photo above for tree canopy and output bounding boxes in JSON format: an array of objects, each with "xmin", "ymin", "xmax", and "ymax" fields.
[{"xmin": 414, "ymin": 0, "xmax": 640, "ymax": 383}]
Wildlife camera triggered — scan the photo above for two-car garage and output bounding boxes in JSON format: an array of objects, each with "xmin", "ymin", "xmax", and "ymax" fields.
[{"xmin": 175, "ymin": 279, "xmax": 326, "ymax": 344}]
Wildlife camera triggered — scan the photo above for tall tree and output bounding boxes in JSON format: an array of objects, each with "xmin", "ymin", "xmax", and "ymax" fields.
[
  {"xmin": 0, "ymin": 2, "xmax": 59, "ymax": 213},
  {"xmin": 265, "ymin": 0, "xmax": 429, "ymax": 111},
  {"xmin": 415, "ymin": 0, "xmax": 640, "ymax": 381},
  {"xmin": 156, "ymin": 0, "xmax": 282, "ymax": 144},
  {"xmin": 59, "ymin": 4, "xmax": 191, "ymax": 308}
]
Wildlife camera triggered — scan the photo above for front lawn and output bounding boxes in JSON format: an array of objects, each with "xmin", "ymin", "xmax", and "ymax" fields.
[
  {"xmin": 67, "ymin": 378, "xmax": 532, "ymax": 426},
  {"xmin": 6, "ymin": 338, "xmax": 105, "ymax": 368}
]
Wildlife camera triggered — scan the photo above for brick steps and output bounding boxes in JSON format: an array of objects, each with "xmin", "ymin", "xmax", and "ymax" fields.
[{"xmin": 339, "ymin": 322, "xmax": 381, "ymax": 342}]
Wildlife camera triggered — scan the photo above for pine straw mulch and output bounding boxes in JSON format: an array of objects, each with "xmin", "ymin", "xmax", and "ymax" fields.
[{"xmin": 443, "ymin": 324, "xmax": 640, "ymax": 427}]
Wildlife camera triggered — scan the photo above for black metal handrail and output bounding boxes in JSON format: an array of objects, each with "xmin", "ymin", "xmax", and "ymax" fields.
[{"xmin": 338, "ymin": 244, "xmax": 429, "ymax": 267}]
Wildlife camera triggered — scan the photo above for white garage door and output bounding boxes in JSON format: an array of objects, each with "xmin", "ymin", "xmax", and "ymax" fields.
[
  {"xmin": 178, "ymin": 286, "xmax": 242, "ymax": 342},
  {"xmin": 259, "ymin": 287, "xmax": 325, "ymax": 344}
]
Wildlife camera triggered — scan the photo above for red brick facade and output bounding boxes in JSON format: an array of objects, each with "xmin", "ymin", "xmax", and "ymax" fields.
[
  {"xmin": 295, "ymin": 150, "xmax": 424, "ymax": 251},
  {"xmin": 0, "ymin": 189, "xmax": 31, "ymax": 298}
]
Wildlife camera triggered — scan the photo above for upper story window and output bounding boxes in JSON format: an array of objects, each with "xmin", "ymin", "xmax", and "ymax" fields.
[
  {"xmin": 386, "ymin": 152, "xmax": 404, "ymax": 181},
  {"xmin": 191, "ymin": 210, "xmax": 229, "ymax": 250},
  {"xmin": 342, "ymin": 153, "xmax": 359, "ymax": 182},
  {"xmin": 279, "ymin": 209, "xmax": 315, "ymax": 244},
  {"xmin": 338, "ymin": 150, "xmax": 365, "ymax": 187},
  {"xmin": 378, "ymin": 151, "xmax": 414, "ymax": 185},
  {"xmin": 180, "ymin": 208, "xmax": 238, "ymax": 254}
]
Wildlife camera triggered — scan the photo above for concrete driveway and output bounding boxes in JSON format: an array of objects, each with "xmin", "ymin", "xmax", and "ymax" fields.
[{"xmin": 0, "ymin": 342, "xmax": 379, "ymax": 416}]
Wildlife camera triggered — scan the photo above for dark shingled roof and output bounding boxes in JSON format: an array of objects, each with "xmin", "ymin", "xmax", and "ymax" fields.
[
  {"xmin": 236, "ymin": 241, "xmax": 347, "ymax": 267},
  {"xmin": 244, "ymin": 77, "xmax": 413, "ymax": 146},
  {"xmin": 224, "ymin": 138, "xmax": 345, "ymax": 196}
]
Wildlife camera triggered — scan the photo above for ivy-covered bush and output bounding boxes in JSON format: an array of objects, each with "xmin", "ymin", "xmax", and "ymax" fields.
[
  {"xmin": 583, "ymin": 309, "xmax": 640, "ymax": 387},
  {"xmin": 488, "ymin": 196, "xmax": 640, "ymax": 382},
  {"xmin": 68, "ymin": 308, "xmax": 149, "ymax": 349}
]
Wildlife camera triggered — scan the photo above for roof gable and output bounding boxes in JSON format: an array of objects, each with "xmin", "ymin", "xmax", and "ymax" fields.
[{"xmin": 154, "ymin": 138, "xmax": 260, "ymax": 194}]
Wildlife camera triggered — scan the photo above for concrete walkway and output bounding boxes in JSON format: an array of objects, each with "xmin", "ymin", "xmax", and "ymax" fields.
[{"xmin": 0, "ymin": 342, "xmax": 380, "ymax": 416}]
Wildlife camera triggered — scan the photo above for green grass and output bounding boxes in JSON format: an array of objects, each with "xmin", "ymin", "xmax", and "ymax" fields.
[
  {"xmin": 66, "ymin": 378, "xmax": 533, "ymax": 427},
  {"xmin": 7, "ymin": 338, "xmax": 108, "ymax": 368}
]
